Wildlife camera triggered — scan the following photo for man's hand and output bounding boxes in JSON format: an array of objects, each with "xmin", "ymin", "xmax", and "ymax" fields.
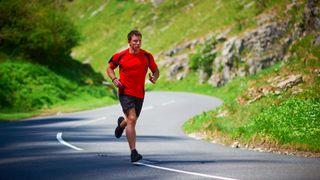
[
  {"xmin": 149, "ymin": 73, "xmax": 157, "ymax": 84},
  {"xmin": 112, "ymin": 78, "xmax": 123, "ymax": 88}
]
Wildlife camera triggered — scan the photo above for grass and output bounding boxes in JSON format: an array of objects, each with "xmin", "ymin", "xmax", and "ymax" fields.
[
  {"xmin": 182, "ymin": 34, "xmax": 320, "ymax": 154},
  {"xmin": 66, "ymin": 0, "xmax": 292, "ymax": 75},
  {"xmin": 243, "ymin": 98, "xmax": 320, "ymax": 151},
  {"xmin": 40, "ymin": 95, "xmax": 116, "ymax": 116},
  {"xmin": 0, "ymin": 60, "xmax": 117, "ymax": 121}
]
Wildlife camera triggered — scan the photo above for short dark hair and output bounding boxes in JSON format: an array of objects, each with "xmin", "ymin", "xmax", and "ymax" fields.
[{"xmin": 127, "ymin": 30, "xmax": 142, "ymax": 41}]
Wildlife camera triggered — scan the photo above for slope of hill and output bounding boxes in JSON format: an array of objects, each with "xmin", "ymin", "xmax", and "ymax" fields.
[
  {"xmin": 64, "ymin": 0, "xmax": 320, "ymax": 156},
  {"xmin": 66, "ymin": 0, "xmax": 291, "ymax": 74}
]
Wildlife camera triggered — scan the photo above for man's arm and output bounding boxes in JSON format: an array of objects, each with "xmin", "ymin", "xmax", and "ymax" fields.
[
  {"xmin": 149, "ymin": 68, "xmax": 160, "ymax": 84},
  {"xmin": 107, "ymin": 66, "xmax": 122, "ymax": 88}
]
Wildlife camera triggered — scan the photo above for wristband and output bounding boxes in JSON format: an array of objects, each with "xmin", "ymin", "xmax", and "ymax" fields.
[{"xmin": 112, "ymin": 77, "xmax": 117, "ymax": 82}]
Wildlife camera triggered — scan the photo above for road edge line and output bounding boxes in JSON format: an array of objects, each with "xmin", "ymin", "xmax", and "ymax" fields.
[
  {"xmin": 56, "ymin": 132, "xmax": 84, "ymax": 151},
  {"xmin": 133, "ymin": 162, "xmax": 239, "ymax": 180}
]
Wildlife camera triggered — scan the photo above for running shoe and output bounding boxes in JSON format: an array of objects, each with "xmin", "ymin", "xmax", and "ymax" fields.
[
  {"xmin": 115, "ymin": 116, "xmax": 125, "ymax": 138},
  {"xmin": 131, "ymin": 149, "xmax": 143, "ymax": 162}
]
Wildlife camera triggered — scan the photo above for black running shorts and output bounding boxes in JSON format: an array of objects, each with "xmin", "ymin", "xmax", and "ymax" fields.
[{"xmin": 119, "ymin": 94, "xmax": 144, "ymax": 117}]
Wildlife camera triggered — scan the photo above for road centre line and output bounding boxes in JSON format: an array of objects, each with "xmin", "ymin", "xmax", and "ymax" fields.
[
  {"xmin": 142, "ymin": 100, "xmax": 175, "ymax": 111},
  {"xmin": 72, "ymin": 117, "xmax": 106, "ymax": 128},
  {"xmin": 56, "ymin": 132, "xmax": 83, "ymax": 151},
  {"xmin": 161, "ymin": 100, "xmax": 175, "ymax": 106},
  {"xmin": 134, "ymin": 162, "xmax": 239, "ymax": 180},
  {"xmin": 142, "ymin": 106, "xmax": 153, "ymax": 111}
]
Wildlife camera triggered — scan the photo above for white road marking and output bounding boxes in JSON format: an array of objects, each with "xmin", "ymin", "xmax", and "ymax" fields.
[
  {"xmin": 72, "ymin": 117, "xmax": 106, "ymax": 128},
  {"xmin": 133, "ymin": 162, "xmax": 239, "ymax": 180},
  {"xmin": 161, "ymin": 100, "xmax": 176, "ymax": 106},
  {"xmin": 56, "ymin": 113, "xmax": 238, "ymax": 180},
  {"xmin": 57, "ymin": 117, "xmax": 107, "ymax": 151},
  {"xmin": 142, "ymin": 106, "xmax": 153, "ymax": 111},
  {"xmin": 56, "ymin": 132, "xmax": 83, "ymax": 151}
]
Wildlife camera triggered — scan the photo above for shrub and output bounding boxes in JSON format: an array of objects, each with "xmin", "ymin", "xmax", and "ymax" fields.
[
  {"xmin": 0, "ymin": 61, "xmax": 74, "ymax": 111},
  {"xmin": 189, "ymin": 38, "xmax": 217, "ymax": 75},
  {"xmin": 0, "ymin": 0, "xmax": 81, "ymax": 62}
]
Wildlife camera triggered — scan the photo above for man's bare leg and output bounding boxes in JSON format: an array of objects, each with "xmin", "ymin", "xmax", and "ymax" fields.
[
  {"xmin": 124, "ymin": 107, "xmax": 137, "ymax": 150},
  {"xmin": 120, "ymin": 118, "xmax": 127, "ymax": 128}
]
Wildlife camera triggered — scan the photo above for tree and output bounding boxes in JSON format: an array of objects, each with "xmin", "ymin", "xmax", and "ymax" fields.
[{"xmin": 0, "ymin": 0, "xmax": 80, "ymax": 62}]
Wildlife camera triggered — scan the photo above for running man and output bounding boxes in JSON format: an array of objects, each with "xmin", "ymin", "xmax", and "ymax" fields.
[{"xmin": 106, "ymin": 30, "xmax": 160, "ymax": 162}]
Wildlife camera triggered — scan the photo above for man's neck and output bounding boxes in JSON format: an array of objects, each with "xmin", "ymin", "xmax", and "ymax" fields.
[{"xmin": 129, "ymin": 48, "xmax": 140, "ymax": 54}]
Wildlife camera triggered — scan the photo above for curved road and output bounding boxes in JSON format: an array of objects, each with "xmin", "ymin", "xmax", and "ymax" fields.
[{"xmin": 0, "ymin": 92, "xmax": 319, "ymax": 180}]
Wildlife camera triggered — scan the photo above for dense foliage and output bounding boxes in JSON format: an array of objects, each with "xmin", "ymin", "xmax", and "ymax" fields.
[
  {"xmin": 0, "ymin": 0, "xmax": 115, "ymax": 118},
  {"xmin": 0, "ymin": 60, "xmax": 113, "ymax": 112},
  {"xmin": 0, "ymin": 0, "xmax": 80, "ymax": 62},
  {"xmin": 0, "ymin": 60, "xmax": 72, "ymax": 111}
]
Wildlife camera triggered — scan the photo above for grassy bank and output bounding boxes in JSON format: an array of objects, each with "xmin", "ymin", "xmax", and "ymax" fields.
[
  {"xmin": 0, "ymin": 60, "xmax": 116, "ymax": 121},
  {"xmin": 182, "ymin": 34, "xmax": 320, "ymax": 155}
]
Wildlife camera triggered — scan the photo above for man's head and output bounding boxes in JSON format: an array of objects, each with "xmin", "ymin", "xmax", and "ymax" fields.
[
  {"xmin": 127, "ymin": 30, "xmax": 142, "ymax": 41},
  {"xmin": 128, "ymin": 30, "xmax": 142, "ymax": 53}
]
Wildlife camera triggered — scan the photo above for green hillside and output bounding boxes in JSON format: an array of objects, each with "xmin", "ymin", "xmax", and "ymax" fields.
[{"xmin": 66, "ymin": 0, "xmax": 291, "ymax": 74}]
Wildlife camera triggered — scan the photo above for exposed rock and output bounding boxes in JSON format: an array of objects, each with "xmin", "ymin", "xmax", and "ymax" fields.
[
  {"xmin": 216, "ymin": 32, "xmax": 227, "ymax": 42},
  {"xmin": 90, "ymin": 3, "xmax": 107, "ymax": 17},
  {"xmin": 208, "ymin": 73, "xmax": 224, "ymax": 87},
  {"xmin": 164, "ymin": 40, "xmax": 199, "ymax": 57},
  {"xmin": 137, "ymin": 0, "xmax": 164, "ymax": 7},
  {"xmin": 244, "ymin": 1, "xmax": 254, "ymax": 9},
  {"xmin": 314, "ymin": 69, "xmax": 320, "ymax": 76},
  {"xmin": 165, "ymin": 54, "xmax": 189, "ymax": 81},
  {"xmin": 216, "ymin": 110, "xmax": 228, "ymax": 117},
  {"xmin": 160, "ymin": 1, "xmax": 313, "ymax": 87},
  {"xmin": 208, "ymin": 19, "xmax": 298, "ymax": 87},
  {"xmin": 237, "ymin": 67, "xmax": 247, "ymax": 77},
  {"xmin": 312, "ymin": 34, "xmax": 320, "ymax": 45},
  {"xmin": 188, "ymin": 133, "xmax": 204, "ymax": 140},
  {"xmin": 256, "ymin": 11, "xmax": 276, "ymax": 26},
  {"xmin": 231, "ymin": 141, "xmax": 240, "ymax": 148},
  {"xmin": 198, "ymin": 69, "xmax": 209, "ymax": 84},
  {"xmin": 238, "ymin": 74, "xmax": 304, "ymax": 105},
  {"xmin": 242, "ymin": 22, "xmax": 288, "ymax": 53},
  {"xmin": 291, "ymin": 86, "xmax": 303, "ymax": 94},
  {"xmin": 273, "ymin": 74, "xmax": 303, "ymax": 90},
  {"xmin": 304, "ymin": 0, "xmax": 320, "ymax": 32},
  {"xmin": 152, "ymin": 0, "xmax": 164, "ymax": 5}
]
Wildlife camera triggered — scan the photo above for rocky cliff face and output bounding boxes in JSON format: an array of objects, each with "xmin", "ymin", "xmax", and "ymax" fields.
[
  {"xmin": 160, "ymin": 0, "xmax": 319, "ymax": 87},
  {"xmin": 208, "ymin": 19, "xmax": 297, "ymax": 87}
]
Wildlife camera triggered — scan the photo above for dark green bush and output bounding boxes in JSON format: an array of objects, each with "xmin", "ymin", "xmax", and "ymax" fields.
[
  {"xmin": 0, "ymin": 0, "xmax": 80, "ymax": 62},
  {"xmin": 0, "ymin": 61, "xmax": 74, "ymax": 111},
  {"xmin": 0, "ymin": 60, "xmax": 115, "ymax": 112}
]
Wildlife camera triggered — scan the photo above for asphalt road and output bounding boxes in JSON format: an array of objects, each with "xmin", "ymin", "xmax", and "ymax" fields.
[{"xmin": 0, "ymin": 92, "xmax": 319, "ymax": 180}]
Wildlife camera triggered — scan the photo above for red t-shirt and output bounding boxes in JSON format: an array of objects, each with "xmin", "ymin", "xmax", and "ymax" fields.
[{"xmin": 108, "ymin": 48, "xmax": 158, "ymax": 98}]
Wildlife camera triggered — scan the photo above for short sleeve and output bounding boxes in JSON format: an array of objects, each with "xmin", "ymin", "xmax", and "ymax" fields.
[
  {"xmin": 108, "ymin": 54, "xmax": 119, "ymax": 69},
  {"xmin": 148, "ymin": 53, "xmax": 158, "ymax": 73}
]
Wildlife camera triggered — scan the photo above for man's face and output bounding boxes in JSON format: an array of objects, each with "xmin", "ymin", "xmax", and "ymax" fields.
[{"xmin": 129, "ymin": 35, "xmax": 141, "ymax": 51}]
